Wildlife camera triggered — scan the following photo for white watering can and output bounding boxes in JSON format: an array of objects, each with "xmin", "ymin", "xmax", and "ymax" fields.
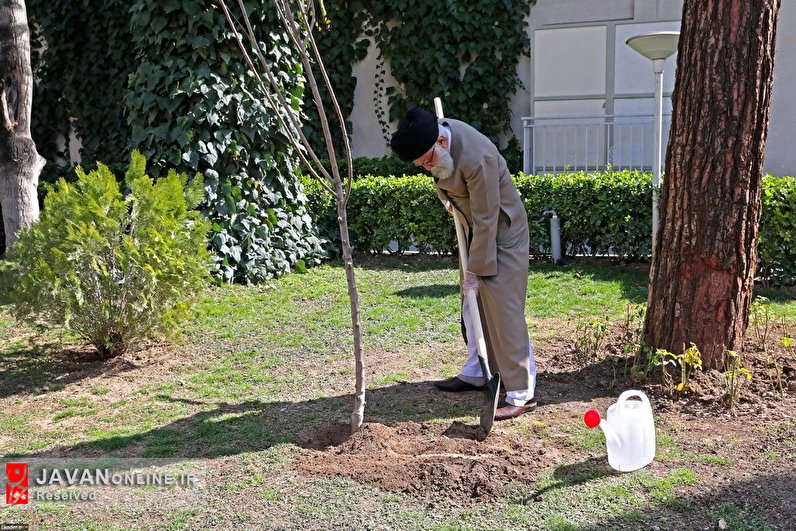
[{"xmin": 583, "ymin": 390, "xmax": 656, "ymax": 472}]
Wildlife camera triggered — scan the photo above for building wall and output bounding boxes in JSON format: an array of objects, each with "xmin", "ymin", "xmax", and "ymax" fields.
[
  {"xmin": 765, "ymin": 0, "xmax": 796, "ymax": 176},
  {"xmin": 350, "ymin": 0, "xmax": 796, "ymax": 176}
]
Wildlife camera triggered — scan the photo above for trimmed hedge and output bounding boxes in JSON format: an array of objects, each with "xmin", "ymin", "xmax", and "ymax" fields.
[
  {"xmin": 515, "ymin": 171, "xmax": 653, "ymax": 259},
  {"xmin": 303, "ymin": 174, "xmax": 456, "ymax": 256},
  {"xmin": 758, "ymin": 175, "xmax": 796, "ymax": 284},
  {"xmin": 304, "ymin": 171, "xmax": 795, "ymax": 284}
]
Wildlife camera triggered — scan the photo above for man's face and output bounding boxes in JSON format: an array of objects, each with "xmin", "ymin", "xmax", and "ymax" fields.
[
  {"xmin": 413, "ymin": 140, "xmax": 454, "ymax": 180},
  {"xmin": 413, "ymin": 144, "xmax": 438, "ymax": 170}
]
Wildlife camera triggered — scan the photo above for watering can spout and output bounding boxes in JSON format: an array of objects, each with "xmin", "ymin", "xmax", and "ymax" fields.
[
  {"xmin": 584, "ymin": 410, "xmax": 621, "ymax": 446},
  {"xmin": 598, "ymin": 418, "xmax": 622, "ymax": 447}
]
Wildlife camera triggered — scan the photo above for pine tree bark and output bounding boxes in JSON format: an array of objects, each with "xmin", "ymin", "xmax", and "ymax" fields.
[
  {"xmin": 643, "ymin": 0, "xmax": 780, "ymax": 369},
  {"xmin": 0, "ymin": 0, "xmax": 44, "ymax": 253}
]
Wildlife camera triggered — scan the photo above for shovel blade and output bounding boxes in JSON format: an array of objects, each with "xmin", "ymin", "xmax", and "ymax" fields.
[{"xmin": 479, "ymin": 372, "xmax": 501, "ymax": 433}]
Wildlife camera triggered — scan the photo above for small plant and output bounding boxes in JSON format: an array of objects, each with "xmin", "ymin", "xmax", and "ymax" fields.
[
  {"xmin": 752, "ymin": 296, "xmax": 785, "ymax": 397},
  {"xmin": 781, "ymin": 334, "xmax": 794, "ymax": 357},
  {"xmin": 653, "ymin": 343, "xmax": 703, "ymax": 394},
  {"xmin": 751, "ymin": 296, "xmax": 772, "ymax": 347},
  {"xmin": 723, "ymin": 350, "xmax": 752, "ymax": 411},
  {"xmin": 8, "ymin": 151, "xmax": 211, "ymax": 358},
  {"xmin": 572, "ymin": 318, "xmax": 610, "ymax": 368},
  {"xmin": 652, "ymin": 348, "xmax": 678, "ymax": 394},
  {"xmin": 620, "ymin": 303, "xmax": 649, "ymax": 382},
  {"xmin": 679, "ymin": 343, "xmax": 703, "ymax": 392}
]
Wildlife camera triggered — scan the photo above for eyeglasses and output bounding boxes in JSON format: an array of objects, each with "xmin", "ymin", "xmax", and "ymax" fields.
[{"xmin": 414, "ymin": 145, "xmax": 436, "ymax": 167}]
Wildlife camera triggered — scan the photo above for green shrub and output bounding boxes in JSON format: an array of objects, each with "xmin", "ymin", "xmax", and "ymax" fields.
[
  {"xmin": 7, "ymin": 151, "xmax": 211, "ymax": 359},
  {"xmin": 303, "ymin": 175, "xmax": 456, "ymax": 256},
  {"xmin": 305, "ymin": 171, "xmax": 651, "ymax": 258},
  {"xmin": 758, "ymin": 175, "xmax": 795, "ymax": 284}
]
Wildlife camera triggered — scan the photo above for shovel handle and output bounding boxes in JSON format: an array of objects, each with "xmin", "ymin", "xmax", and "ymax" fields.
[
  {"xmin": 436, "ymin": 96, "xmax": 493, "ymax": 383},
  {"xmin": 453, "ymin": 210, "xmax": 493, "ymax": 382},
  {"xmin": 436, "ymin": 96, "xmax": 498, "ymax": 432}
]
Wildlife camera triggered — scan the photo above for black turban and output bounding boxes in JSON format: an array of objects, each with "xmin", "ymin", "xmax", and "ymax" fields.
[{"xmin": 390, "ymin": 107, "xmax": 439, "ymax": 162}]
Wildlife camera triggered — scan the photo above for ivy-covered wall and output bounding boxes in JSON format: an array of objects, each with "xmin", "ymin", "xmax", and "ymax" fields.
[
  {"xmin": 367, "ymin": 1, "xmax": 532, "ymax": 143},
  {"xmin": 25, "ymin": 0, "xmax": 533, "ymax": 280},
  {"xmin": 126, "ymin": 0, "xmax": 324, "ymax": 283},
  {"xmin": 310, "ymin": 0, "xmax": 532, "ymax": 145},
  {"xmin": 29, "ymin": 0, "xmax": 133, "ymax": 183}
]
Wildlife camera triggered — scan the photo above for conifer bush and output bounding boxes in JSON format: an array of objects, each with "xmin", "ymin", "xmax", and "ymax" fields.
[{"xmin": 7, "ymin": 151, "xmax": 211, "ymax": 358}]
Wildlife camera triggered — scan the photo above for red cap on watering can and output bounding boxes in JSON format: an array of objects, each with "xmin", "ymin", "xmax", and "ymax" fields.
[{"xmin": 583, "ymin": 409, "xmax": 601, "ymax": 428}]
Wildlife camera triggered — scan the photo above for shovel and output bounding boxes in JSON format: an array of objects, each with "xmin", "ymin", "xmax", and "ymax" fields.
[{"xmin": 434, "ymin": 98, "xmax": 501, "ymax": 433}]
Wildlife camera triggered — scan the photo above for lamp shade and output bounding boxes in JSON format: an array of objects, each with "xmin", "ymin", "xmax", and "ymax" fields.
[{"xmin": 626, "ymin": 31, "xmax": 680, "ymax": 61}]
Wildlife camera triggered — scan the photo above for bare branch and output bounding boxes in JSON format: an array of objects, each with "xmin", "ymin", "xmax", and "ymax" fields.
[
  {"xmin": 275, "ymin": 0, "xmax": 347, "ymax": 195},
  {"xmin": 232, "ymin": 0, "xmax": 333, "ymax": 183},
  {"xmin": 218, "ymin": 0, "xmax": 365, "ymax": 433},
  {"xmin": 219, "ymin": 0, "xmax": 336, "ymax": 195},
  {"xmin": 303, "ymin": 11, "xmax": 354, "ymax": 203}
]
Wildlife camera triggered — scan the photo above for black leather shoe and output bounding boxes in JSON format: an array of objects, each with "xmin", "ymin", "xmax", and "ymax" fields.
[
  {"xmin": 494, "ymin": 400, "xmax": 538, "ymax": 420},
  {"xmin": 434, "ymin": 376, "xmax": 485, "ymax": 392}
]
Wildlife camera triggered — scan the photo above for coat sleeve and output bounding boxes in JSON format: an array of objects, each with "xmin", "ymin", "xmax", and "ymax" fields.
[{"xmin": 464, "ymin": 154, "xmax": 499, "ymax": 276}]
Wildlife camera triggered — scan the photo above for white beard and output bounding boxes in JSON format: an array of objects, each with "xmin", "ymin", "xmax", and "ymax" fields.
[{"xmin": 430, "ymin": 147, "xmax": 455, "ymax": 181}]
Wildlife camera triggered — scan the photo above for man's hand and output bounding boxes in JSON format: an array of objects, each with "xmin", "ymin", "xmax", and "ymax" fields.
[{"xmin": 463, "ymin": 271, "xmax": 483, "ymax": 293}]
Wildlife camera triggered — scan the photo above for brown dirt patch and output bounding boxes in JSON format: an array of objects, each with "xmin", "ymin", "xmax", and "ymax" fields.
[
  {"xmin": 298, "ymin": 421, "xmax": 558, "ymax": 505},
  {"xmin": 293, "ymin": 321, "xmax": 796, "ymax": 524}
]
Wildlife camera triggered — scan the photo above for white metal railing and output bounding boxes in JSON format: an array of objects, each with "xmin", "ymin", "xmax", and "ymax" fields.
[{"xmin": 521, "ymin": 113, "xmax": 672, "ymax": 174}]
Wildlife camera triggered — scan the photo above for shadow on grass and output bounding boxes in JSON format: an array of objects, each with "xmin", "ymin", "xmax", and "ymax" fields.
[
  {"xmin": 353, "ymin": 254, "xmax": 651, "ymax": 303},
  {"xmin": 348, "ymin": 253, "xmax": 459, "ymax": 272},
  {"xmin": 19, "ymin": 370, "xmax": 619, "ymax": 460},
  {"xmin": 577, "ymin": 472, "xmax": 796, "ymax": 531},
  {"xmin": 394, "ymin": 284, "xmax": 459, "ymax": 298},
  {"xmin": 514, "ymin": 457, "xmax": 614, "ymax": 503},
  {"xmin": 531, "ymin": 259, "xmax": 650, "ymax": 304},
  {"xmin": 755, "ymin": 284, "xmax": 796, "ymax": 306},
  {"xmin": 0, "ymin": 342, "xmax": 139, "ymax": 399}
]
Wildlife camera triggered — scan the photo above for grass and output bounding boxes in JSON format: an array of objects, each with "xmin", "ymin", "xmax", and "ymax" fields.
[{"xmin": 0, "ymin": 255, "xmax": 794, "ymax": 529}]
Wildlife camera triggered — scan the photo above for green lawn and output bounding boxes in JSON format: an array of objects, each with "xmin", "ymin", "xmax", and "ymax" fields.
[{"xmin": 0, "ymin": 255, "xmax": 793, "ymax": 530}]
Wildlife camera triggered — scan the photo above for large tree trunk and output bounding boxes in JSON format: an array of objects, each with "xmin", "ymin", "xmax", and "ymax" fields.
[
  {"xmin": 0, "ymin": 0, "xmax": 44, "ymax": 253},
  {"xmin": 643, "ymin": 0, "xmax": 780, "ymax": 369}
]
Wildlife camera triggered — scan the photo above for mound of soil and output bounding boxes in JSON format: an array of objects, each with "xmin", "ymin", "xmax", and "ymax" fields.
[{"xmin": 298, "ymin": 421, "xmax": 558, "ymax": 505}]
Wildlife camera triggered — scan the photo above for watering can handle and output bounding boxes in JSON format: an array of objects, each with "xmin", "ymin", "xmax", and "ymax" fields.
[{"xmin": 617, "ymin": 390, "xmax": 650, "ymax": 406}]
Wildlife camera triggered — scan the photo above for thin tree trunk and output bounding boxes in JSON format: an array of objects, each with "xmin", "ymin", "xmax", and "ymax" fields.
[
  {"xmin": 643, "ymin": 0, "xmax": 779, "ymax": 369},
  {"xmin": 219, "ymin": 0, "xmax": 366, "ymax": 431},
  {"xmin": 0, "ymin": 0, "xmax": 44, "ymax": 252},
  {"xmin": 334, "ymin": 180, "xmax": 364, "ymax": 432}
]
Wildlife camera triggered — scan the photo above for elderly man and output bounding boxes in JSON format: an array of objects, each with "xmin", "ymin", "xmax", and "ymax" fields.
[{"xmin": 390, "ymin": 107, "xmax": 538, "ymax": 420}]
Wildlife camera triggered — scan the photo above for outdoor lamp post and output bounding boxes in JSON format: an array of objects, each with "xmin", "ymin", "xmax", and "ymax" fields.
[{"xmin": 626, "ymin": 31, "xmax": 680, "ymax": 254}]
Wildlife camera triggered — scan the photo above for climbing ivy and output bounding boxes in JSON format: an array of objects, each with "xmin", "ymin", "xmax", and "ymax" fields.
[
  {"xmin": 368, "ymin": 1, "xmax": 532, "ymax": 143},
  {"xmin": 25, "ymin": 0, "xmax": 533, "ymax": 278},
  {"xmin": 313, "ymin": 0, "xmax": 532, "ymax": 145},
  {"xmin": 28, "ymin": 0, "xmax": 134, "ymax": 184},
  {"xmin": 29, "ymin": 0, "xmax": 532, "ymax": 168},
  {"xmin": 125, "ymin": 0, "xmax": 323, "ymax": 283}
]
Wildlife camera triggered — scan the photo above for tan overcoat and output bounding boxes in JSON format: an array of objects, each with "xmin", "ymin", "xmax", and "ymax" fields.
[{"xmin": 434, "ymin": 118, "xmax": 532, "ymax": 392}]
